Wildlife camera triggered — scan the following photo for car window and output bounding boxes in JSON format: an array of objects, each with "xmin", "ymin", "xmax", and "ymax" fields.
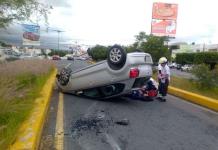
[
  {"xmin": 133, "ymin": 77, "xmax": 150, "ymax": 88},
  {"xmin": 81, "ymin": 83, "xmax": 125, "ymax": 98},
  {"xmin": 145, "ymin": 55, "xmax": 153, "ymax": 64},
  {"xmin": 82, "ymin": 88, "xmax": 101, "ymax": 98}
]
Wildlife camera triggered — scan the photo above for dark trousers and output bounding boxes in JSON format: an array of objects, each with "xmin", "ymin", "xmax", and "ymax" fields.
[{"xmin": 158, "ymin": 79, "xmax": 169, "ymax": 96}]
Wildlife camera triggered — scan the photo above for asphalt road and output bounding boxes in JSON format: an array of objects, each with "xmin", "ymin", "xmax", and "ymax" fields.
[
  {"xmin": 170, "ymin": 68, "xmax": 195, "ymax": 79},
  {"xmin": 40, "ymin": 60, "xmax": 218, "ymax": 150}
]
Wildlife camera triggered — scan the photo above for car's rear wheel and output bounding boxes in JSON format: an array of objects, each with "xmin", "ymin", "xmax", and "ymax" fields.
[
  {"xmin": 100, "ymin": 85, "xmax": 116, "ymax": 96},
  {"xmin": 107, "ymin": 45, "xmax": 126, "ymax": 70}
]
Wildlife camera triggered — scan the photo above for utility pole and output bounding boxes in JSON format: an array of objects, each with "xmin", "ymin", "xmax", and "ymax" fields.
[
  {"xmin": 57, "ymin": 30, "xmax": 60, "ymax": 51},
  {"xmin": 46, "ymin": 27, "xmax": 64, "ymax": 50}
]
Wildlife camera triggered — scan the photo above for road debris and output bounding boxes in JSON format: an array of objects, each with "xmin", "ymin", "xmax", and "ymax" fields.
[
  {"xmin": 115, "ymin": 119, "xmax": 129, "ymax": 126},
  {"xmin": 71, "ymin": 117, "xmax": 113, "ymax": 138}
]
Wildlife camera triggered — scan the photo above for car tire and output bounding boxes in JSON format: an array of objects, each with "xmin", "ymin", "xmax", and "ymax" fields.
[
  {"xmin": 107, "ymin": 45, "xmax": 126, "ymax": 70},
  {"xmin": 99, "ymin": 85, "xmax": 116, "ymax": 97},
  {"xmin": 58, "ymin": 68, "xmax": 72, "ymax": 86}
]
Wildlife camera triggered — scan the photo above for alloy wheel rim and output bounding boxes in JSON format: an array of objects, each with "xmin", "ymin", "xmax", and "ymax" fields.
[{"xmin": 110, "ymin": 48, "xmax": 122, "ymax": 63}]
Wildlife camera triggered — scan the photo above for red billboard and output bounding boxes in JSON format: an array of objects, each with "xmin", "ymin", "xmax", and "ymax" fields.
[
  {"xmin": 151, "ymin": 19, "xmax": 176, "ymax": 37},
  {"xmin": 22, "ymin": 24, "xmax": 40, "ymax": 46},
  {"xmin": 152, "ymin": 2, "xmax": 178, "ymax": 20}
]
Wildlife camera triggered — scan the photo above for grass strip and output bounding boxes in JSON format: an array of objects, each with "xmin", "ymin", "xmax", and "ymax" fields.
[{"xmin": 0, "ymin": 60, "xmax": 55, "ymax": 149}]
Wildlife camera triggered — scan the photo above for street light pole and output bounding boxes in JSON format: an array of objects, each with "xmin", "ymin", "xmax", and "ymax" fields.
[
  {"xmin": 46, "ymin": 27, "xmax": 64, "ymax": 51},
  {"xmin": 58, "ymin": 31, "xmax": 60, "ymax": 51}
]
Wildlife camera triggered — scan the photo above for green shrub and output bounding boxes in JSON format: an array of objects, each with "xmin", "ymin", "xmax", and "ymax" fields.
[
  {"xmin": 194, "ymin": 52, "xmax": 218, "ymax": 69},
  {"xmin": 48, "ymin": 49, "xmax": 68, "ymax": 57},
  {"xmin": 90, "ymin": 45, "xmax": 107, "ymax": 61},
  {"xmin": 0, "ymin": 60, "xmax": 55, "ymax": 149},
  {"xmin": 176, "ymin": 53, "xmax": 195, "ymax": 65},
  {"xmin": 191, "ymin": 64, "xmax": 218, "ymax": 89}
]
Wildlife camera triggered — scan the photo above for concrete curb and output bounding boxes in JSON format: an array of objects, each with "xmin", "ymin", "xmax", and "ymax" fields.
[
  {"xmin": 168, "ymin": 86, "xmax": 218, "ymax": 112},
  {"xmin": 10, "ymin": 69, "xmax": 57, "ymax": 150}
]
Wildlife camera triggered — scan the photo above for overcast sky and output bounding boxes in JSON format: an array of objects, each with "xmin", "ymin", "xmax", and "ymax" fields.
[{"xmin": 1, "ymin": 0, "xmax": 218, "ymax": 48}]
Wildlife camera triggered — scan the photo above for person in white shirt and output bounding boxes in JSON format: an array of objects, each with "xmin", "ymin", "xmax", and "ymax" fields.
[{"xmin": 157, "ymin": 57, "xmax": 170, "ymax": 102}]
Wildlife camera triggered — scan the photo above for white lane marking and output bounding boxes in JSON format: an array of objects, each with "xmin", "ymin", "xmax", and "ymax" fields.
[
  {"xmin": 65, "ymin": 63, "xmax": 72, "ymax": 68},
  {"xmin": 105, "ymin": 133, "xmax": 121, "ymax": 150}
]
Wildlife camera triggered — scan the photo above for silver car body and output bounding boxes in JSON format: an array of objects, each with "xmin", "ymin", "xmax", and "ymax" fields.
[{"xmin": 57, "ymin": 52, "xmax": 153, "ymax": 98}]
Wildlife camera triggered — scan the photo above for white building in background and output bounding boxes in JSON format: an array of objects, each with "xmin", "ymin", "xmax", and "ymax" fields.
[
  {"xmin": 70, "ymin": 45, "xmax": 88, "ymax": 57},
  {"xmin": 193, "ymin": 44, "xmax": 218, "ymax": 52},
  {"xmin": 45, "ymin": 49, "xmax": 51, "ymax": 55},
  {"xmin": 22, "ymin": 47, "xmax": 42, "ymax": 56},
  {"xmin": 0, "ymin": 45, "xmax": 21, "ymax": 61},
  {"xmin": 170, "ymin": 43, "xmax": 218, "ymax": 59},
  {"xmin": 11, "ymin": 46, "xmax": 21, "ymax": 54}
]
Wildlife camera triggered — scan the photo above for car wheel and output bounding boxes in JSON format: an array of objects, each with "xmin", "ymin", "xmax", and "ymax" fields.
[
  {"xmin": 58, "ymin": 68, "xmax": 72, "ymax": 86},
  {"xmin": 99, "ymin": 85, "xmax": 116, "ymax": 97},
  {"xmin": 107, "ymin": 45, "xmax": 126, "ymax": 70}
]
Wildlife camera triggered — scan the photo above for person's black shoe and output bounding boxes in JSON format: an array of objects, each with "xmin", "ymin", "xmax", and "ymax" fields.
[
  {"xmin": 160, "ymin": 98, "xmax": 166, "ymax": 102},
  {"xmin": 157, "ymin": 96, "xmax": 166, "ymax": 102}
]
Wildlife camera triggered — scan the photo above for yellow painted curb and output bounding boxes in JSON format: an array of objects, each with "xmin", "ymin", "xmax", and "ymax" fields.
[
  {"xmin": 168, "ymin": 86, "xmax": 218, "ymax": 112},
  {"xmin": 10, "ymin": 69, "xmax": 57, "ymax": 150}
]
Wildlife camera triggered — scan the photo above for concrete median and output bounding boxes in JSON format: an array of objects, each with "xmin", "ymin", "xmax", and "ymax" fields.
[{"xmin": 168, "ymin": 86, "xmax": 218, "ymax": 112}]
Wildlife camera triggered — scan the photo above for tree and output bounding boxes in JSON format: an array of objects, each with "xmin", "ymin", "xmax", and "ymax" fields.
[
  {"xmin": 89, "ymin": 45, "xmax": 107, "ymax": 61},
  {"xmin": 48, "ymin": 49, "xmax": 68, "ymax": 57},
  {"xmin": 125, "ymin": 44, "xmax": 137, "ymax": 53},
  {"xmin": 134, "ymin": 33, "xmax": 170, "ymax": 63},
  {"xmin": 0, "ymin": 0, "xmax": 50, "ymax": 28},
  {"xmin": 192, "ymin": 64, "xmax": 218, "ymax": 89},
  {"xmin": 135, "ymin": 31, "xmax": 147, "ymax": 43},
  {"xmin": 133, "ymin": 31, "xmax": 147, "ymax": 49},
  {"xmin": 194, "ymin": 52, "xmax": 218, "ymax": 69},
  {"xmin": 0, "ymin": 41, "xmax": 11, "ymax": 47},
  {"xmin": 87, "ymin": 48, "xmax": 91, "ymax": 56}
]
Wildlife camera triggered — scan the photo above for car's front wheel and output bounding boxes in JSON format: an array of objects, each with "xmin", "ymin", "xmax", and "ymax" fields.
[
  {"xmin": 57, "ymin": 68, "xmax": 72, "ymax": 86},
  {"xmin": 107, "ymin": 45, "xmax": 126, "ymax": 70}
]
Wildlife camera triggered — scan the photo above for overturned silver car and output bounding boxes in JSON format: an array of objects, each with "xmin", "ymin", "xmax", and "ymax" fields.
[{"xmin": 56, "ymin": 45, "xmax": 153, "ymax": 99}]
